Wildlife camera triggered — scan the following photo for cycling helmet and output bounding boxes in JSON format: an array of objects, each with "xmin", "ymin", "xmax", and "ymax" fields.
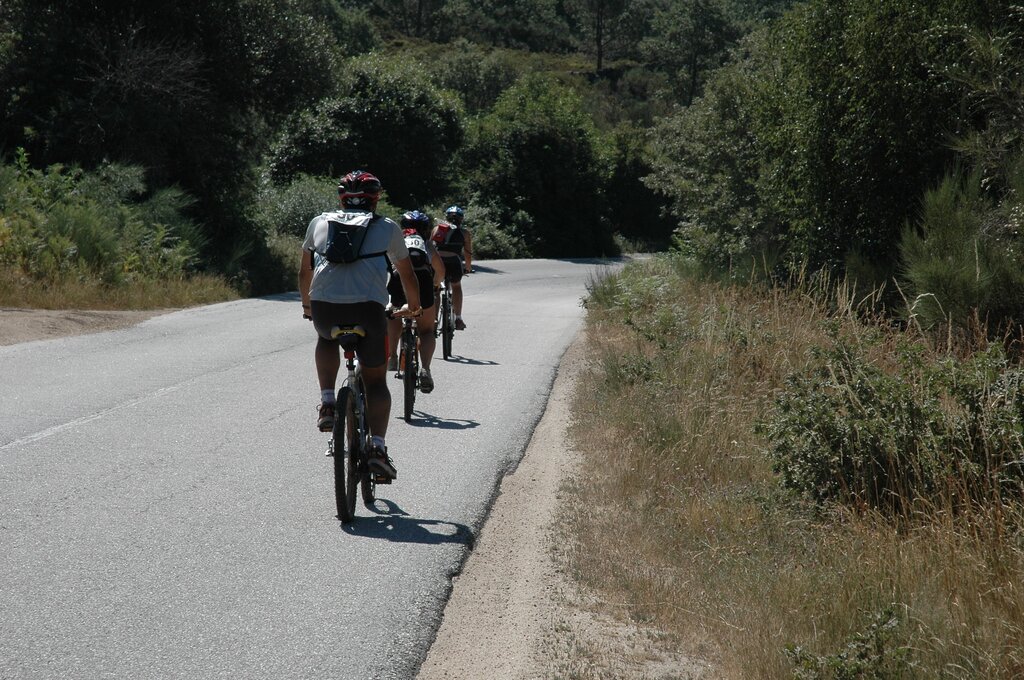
[
  {"xmin": 444, "ymin": 205, "xmax": 464, "ymax": 226},
  {"xmin": 401, "ymin": 210, "xmax": 433, "ymax": 238},
  {"xmin": 338, "ymin": 170, "xmax": 382, "ymax": 208}
]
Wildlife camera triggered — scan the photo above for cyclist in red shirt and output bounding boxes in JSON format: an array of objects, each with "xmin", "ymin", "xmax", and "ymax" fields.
[{"xmin": 430, "ymin": 205, "xmax": 473, "ymax": 330}]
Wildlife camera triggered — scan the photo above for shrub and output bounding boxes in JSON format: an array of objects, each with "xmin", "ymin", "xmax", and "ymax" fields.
[
  {"xmin": 0, "ymin": 157, "xmax": 203, "ymax": 286},
  {"xmin": 764, "ymin": 330, "xmax": 1024, "ymax": 512},
  {"xmin": 254, "ymin": 174, "xmax": 338, "ymax": 238},
  {"xmin": 900, "ymin": 167, "xmax": 1024, "ymax": 331},
  {"xmin": 266, "ymin": 54, "xmax": 464, "ymax": 206},
  {"xmin": 458, "ymin": 73, "xmax": 618, "ymax": 258}
]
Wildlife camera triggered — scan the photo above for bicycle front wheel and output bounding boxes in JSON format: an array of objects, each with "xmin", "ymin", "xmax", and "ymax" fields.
[{"xmin": 332, "ymin": 388, "xmax": 359, "ymax": 522}]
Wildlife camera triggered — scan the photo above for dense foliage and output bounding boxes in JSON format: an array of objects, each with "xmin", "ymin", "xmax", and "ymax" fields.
[{"xmin": 7, "ymin": 0, "xmax": 1024, "ymax": 326}]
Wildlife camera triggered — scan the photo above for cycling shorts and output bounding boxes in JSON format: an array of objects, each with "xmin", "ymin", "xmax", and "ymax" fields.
[
  {"xmin": 387, "ymin": 269, "xmax": 436, "ymax": 310},
  {"xmin": 440, "ymin": 254, "xmax": 464, "ymax": 283},
  {"xmin": 310, "ymin": 300, "xmax": 388, "ymax": 368}
]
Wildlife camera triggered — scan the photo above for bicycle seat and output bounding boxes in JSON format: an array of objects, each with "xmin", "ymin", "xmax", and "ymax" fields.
[{"xmin": 330, "ymin": 325, "xmax": 365, "ymax": 351}]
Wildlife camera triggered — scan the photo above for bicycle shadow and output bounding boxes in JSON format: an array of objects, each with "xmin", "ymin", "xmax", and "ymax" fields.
[
  {"xmin": 401, "ymin": 411, "xmax": 479, "ymax": 429},
  {"xmin": 341, "ymin": 499, "xmax": 475, "ymax": 546},
  {"xmin": 467, "ymin": 264, "xmax": 504, "ymax": 274},
  {"xmin": 443, "ymin": 355, "xmax": 499, "ymax": 366}
]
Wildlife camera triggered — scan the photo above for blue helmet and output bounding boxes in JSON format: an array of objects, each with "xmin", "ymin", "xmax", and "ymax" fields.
[
  {"xmin": 444, "ymin": 205, "xmax": 464, "ymax": 225},
  {"xmin": 401, "ymin": 209, "xmax": 432, "ymax": 237}
]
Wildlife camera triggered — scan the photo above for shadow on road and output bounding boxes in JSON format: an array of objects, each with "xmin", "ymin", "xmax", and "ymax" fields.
[
  {"xmin": 444, "ymin": 355, "xmax": 499, "ymax": 366},
  {"xmin": 400, "ymin": 411, "xmax": 480, "ymax": 430},
  {"xmin": 467, "ymin": 264, "xmax": 504, "ymax": 274},
  {"xmin": 341, "ymin": 499, "xmax": 474, "ymax": 546}
]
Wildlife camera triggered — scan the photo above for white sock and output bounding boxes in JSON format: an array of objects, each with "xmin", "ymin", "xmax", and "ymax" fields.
[
  {"xmin": 371, "ymin": 435, "xmax": 386, "ymax": 450},
  {"xmin": 321, "ymin": 389, "xmax": 335, "ymax": 405}
]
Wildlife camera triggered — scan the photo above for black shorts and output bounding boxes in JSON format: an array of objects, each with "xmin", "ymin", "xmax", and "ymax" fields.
[
  {"xmin": 440, "ymin": 254, "xmax": 464, "ymax": 283},
  {"xmin": 310, "ymin": 300, "xmax": 388, "ymax": 368},
  {"xmin": 388, "ymin": 270, "xmax": 436, "ymax": 309}
]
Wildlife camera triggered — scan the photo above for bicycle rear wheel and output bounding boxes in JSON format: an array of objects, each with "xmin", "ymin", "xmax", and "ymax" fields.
[
  {"xmin": 402, "ymin": 328, "xmax": 417, "ymax": 421},
  {"xmin": 332, "ymin": 388, "xmax": 359, "ymax": 522}
]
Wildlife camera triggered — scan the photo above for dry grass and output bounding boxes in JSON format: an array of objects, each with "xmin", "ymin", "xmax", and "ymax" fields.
[
  {"xmin": 0, "ymin": 267, "xmax": 239, "ymax": 310},
  {"xmin": 562, "ymin": 257, "xmax": 1024, "ymax": 678}
]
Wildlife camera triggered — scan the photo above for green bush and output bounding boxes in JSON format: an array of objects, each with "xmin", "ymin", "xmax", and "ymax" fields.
[
  {"xmin": 254, "ymin": 174, "xmax": 339, "ymax": 238},
  {"xmin": 426, "ymin": 39, "xmax": 519, "ymax": 114},
  {"xmin": 764, "ymin": 330, "xmax": 1024, "ymax": 512},
  {"xmin": 900, "ymin": 167, "xmax": 1024, "ymax": 331},
  {"xmin": 0, "ymin": 156, "xmax": 202, "ymax": 285},
  {"xmin": 786, "ymin": 607, "xmax": 911, "ymax": 679},
  {"xmin": 266, "ymin": 54, "xmax": 464, "ymax": 206},
  {"xmin": 458, "ymin": 73, "xmax": 618, "ymax": 258}
]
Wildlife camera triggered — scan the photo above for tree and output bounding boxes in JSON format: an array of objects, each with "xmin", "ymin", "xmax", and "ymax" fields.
[
  {"xmin": 565, "ymin": 0, "xmax": 629, "ymax": 71},
  {"xmin": 459, "ymin": 74, "xmax": 616, "ymax": 257},
  {"xmin": 440, "ymin": 0, "xmax": 574, "ymax": 51},
  {"xmin": 640, "ymin": 0, "xmax": 740, "ymax": 105},
  {"xmin": 0, "ymin": 0, "xmax": 342, "ymax": 270},
  {"xmin": 267, "ymin": 55, "xmax": 465, "ymax": 206}
]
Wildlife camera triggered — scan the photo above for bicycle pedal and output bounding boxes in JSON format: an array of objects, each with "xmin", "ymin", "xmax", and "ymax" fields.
[{"xmin": 373, "ymin": 474, "xmax": 393, "ymax": 484}]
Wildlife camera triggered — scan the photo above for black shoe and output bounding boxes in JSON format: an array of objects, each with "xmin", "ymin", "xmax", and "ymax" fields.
[
  {"xmin": 419, "ymin": 369, "xmax": 434, "ymax": 393},
  {"xmin": 367, "ymin": 444, "xmax": 397, "ymax": 480},
  {"xmin": 317, "ymin": 403, "xmax": 335, "ymax": 432}
]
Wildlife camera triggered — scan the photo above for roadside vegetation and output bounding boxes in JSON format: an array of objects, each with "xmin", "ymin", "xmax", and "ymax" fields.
[
  {"xmin": 559, "ymin": 3, "xmax": 1024, "ymax": 677},
  {"xmin": 1, "ymin": 0, "xmax": 726, "ymax": 308},
  {"xmin": 568, "ymin": 256, "xmax": 1024, "ymax": 678}
]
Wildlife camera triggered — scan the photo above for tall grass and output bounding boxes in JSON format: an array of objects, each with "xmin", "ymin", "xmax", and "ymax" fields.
[{"xmin": 564, "ymin": 255, "xmax": 1024, "ymax": 678}]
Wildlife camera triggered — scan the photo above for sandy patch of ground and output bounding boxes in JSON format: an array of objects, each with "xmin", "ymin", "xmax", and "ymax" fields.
[
  {"xmin": 417, "ymin": 334, "xmax": 715, "ymax": 680},
  {"xmin": 0, "ymin": 308, "xmax": 169, "ymax": 346}
]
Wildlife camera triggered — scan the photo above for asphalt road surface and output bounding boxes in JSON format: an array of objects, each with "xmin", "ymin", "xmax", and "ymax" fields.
[{"xmin": 0, "ymin": 258, "xmax": 617, "ymax": 680}]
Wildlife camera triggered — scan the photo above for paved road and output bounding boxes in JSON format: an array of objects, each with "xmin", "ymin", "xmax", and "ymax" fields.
[{"xmin": 0, "ymin": 258, "xmax": 617, "ymax": 680}]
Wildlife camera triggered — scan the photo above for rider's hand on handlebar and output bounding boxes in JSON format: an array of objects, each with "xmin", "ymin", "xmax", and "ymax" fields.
[{"xmin": 392, "ymin": 303, "xmax": 422, "ymax": 318}]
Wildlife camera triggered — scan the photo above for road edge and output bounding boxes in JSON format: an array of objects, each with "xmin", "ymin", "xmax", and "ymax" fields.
[{"xmin": 414, "ymin": 329, "xmax": 587, "ymax": 679}]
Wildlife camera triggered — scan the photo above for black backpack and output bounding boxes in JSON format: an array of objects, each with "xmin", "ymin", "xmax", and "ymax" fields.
[{"xmin": 319, "ymin": 212, "xmax": 387, "ymax": 264}]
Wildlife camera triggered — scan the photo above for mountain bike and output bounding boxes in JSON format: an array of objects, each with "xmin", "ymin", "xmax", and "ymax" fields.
[
  {"xmin": 396, "ymin": 315, "xmax": 419, "ymax": 421},
  {"xmin": 326, "ymin": 325, "xmax": 386, "ymax": 522},
  {"xmin": 438, "ymin": 279, "xmax": 455, "ymax": 360}
]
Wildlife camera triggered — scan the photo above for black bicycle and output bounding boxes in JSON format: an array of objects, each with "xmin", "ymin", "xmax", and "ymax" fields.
[
  {"xmin": 396, "ymin": 315, "xmax": 419, "ymax": 421},
  {"xmin": 326, "ymin": 325, "xmax": 386, "ymax": 522},
  {"xmin": 438, "ymin": 279, "xmax": 455, "ymax": 360}
]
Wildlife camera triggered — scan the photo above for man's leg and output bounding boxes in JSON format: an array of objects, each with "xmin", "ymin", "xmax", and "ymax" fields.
[
  {"xmin": 315, "ymin": 336, "xmax": 340, "ymax": 430},
  {"xmin": 362, "ymin": 363, "xmax": 391, "ymax": 439},
  {"xmin": 315, "ymin": 336, "xmax": 341, "ymax": 391},
  {"xmin": 386, "ymin": 316, "xmax": 401, "ymax": 372},
  {"xmin": 418, "ymin": 306, "xmax": 437, "ymax": 370}
]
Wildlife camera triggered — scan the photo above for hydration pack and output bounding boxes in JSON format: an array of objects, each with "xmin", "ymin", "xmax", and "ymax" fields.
[
  {"xmin": 431, "ymin": 221, "xmax": 465, "ymax": 254},
  {"xmin": 313, "ymin": 211, "xmax": 386, "ymax": 264}
]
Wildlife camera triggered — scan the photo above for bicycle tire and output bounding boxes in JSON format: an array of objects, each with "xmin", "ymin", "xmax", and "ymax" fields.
[
  {"xmin": 402, "ymin": 327, "xmax": 416, "ymax": 421},
  {"xmin": 354, "ymin": 380, "xmax": 373, "ymax": 508},
  {"xmin": 332, "ymin": 388, "xmax": 358, "ymax": 522},
  {"xmin": 442, "ymin": 290, "xmax": 453, "ymax": 360}
]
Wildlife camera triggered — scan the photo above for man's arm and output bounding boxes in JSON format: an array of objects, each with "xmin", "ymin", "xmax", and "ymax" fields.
[
  {"xmin": 430, "ymin": 248, "xmax": 445, "ymax": 288},
  {"xmin": 298, "ymin": 249, "xmax": 313, "ymax": 318},
  {"xmin": 463, "ymin": 230, "xmax": 473, "ymax": 273},
  {"xmin": 393, "ymin": 256, "xmax": 422, "ymax": 315}
]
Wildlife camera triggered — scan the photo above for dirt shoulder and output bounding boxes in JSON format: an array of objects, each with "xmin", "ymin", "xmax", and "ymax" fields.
[
  {"xmin": 417, "ymin": 333, "xmax": 713, "ymax": 680},
  {"xmin": 0, "ymin": 308, "xmax": 169, "ymax": 346}
]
